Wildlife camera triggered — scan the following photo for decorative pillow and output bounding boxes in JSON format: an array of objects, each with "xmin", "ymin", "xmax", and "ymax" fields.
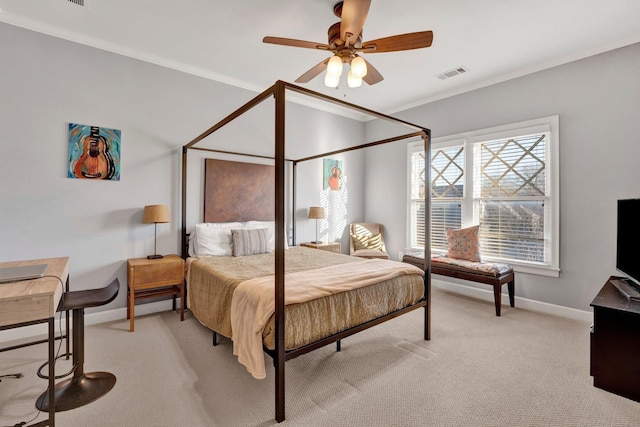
[
  {"xmin": 445, "ymin": 225, "xmax": 481, "ymax": 262},
  {"xmin": 351, "ymin": 233, "xmax": 383, "ymax": 251},
  {"xmin": 232, "ymin": 228, "xmax": 270, "ymax": 257},
  {"xmin": 193, "ymin": 222, "xmax": 243, "ymax": 257},
  {"xmin": 245, "ymin": 220, "xmax": 289, "ymax": 250}
]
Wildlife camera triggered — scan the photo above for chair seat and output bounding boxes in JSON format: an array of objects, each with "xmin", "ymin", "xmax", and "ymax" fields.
[
  {"xmin": 60, "ymin": 278, "xmax": 119, "ymax": 311},
  {"xmin": 352, "ymin": 249, "xmax": 390, "ymax": 259}
]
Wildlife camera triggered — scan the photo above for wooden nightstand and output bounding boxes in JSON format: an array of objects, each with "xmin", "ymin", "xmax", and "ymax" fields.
[
  {"xmin": 300, "ymin": 242, "xmax": 341, "ymax": 254},
  {"xmin": 127, "ymin": 255, "xmax": 185, "ymax": 332}
]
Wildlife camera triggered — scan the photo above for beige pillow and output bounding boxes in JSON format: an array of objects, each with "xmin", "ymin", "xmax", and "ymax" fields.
[
  {"xmin": 351, "ymin": 233, "xmax": 383, "ymax": 251},
  {"xmin": 231, "ymin": 228, "xmax": 270, "ymax": 257}
]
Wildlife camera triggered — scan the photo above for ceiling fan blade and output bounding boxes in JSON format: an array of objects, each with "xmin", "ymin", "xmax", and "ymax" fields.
[
  {"xmin": 295, "ymin": 58, "xmax": 330, "ymax": 83},
  {"xmin": 340, "ymin": 0, "xmax": 371, "ymax": 45},
  {"xmin": 361, "ymin": 31, "xmax": 433, "ymax": 53},
  {"xmin": 263, "ymin": 36, "xmax": 330, "ymax": 51},
  {"xmin": 362, "ymin": 59, "xmax": 383, "ymax": 85}
]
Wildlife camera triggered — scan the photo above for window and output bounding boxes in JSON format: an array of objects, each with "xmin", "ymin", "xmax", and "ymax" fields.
[{"xmin": 407, "ymin": 116, "xmax": 559, "ymax": 276}]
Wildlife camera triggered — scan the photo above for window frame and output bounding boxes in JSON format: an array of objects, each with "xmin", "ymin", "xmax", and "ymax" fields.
[{"xmin": 407, "ymin": 116, "xmax": 560, "ymax": 277}]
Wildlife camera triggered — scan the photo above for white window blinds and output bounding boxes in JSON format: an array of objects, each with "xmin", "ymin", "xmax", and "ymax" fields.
[
  {"xmin": 475, "ymin": 133, "xmax": 548, "ymax": 264},
  {"xmin": 408, "ymin": 148, "xmax": 426, "ymax": 249}
]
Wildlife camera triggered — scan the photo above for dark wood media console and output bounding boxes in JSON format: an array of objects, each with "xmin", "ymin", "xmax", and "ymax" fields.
[{"xmin": 590, "ymin": 276, "xmax": 640, "ymax": 401}]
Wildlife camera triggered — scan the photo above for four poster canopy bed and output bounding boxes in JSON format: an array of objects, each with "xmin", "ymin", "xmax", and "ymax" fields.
[{"xmin": 181, "ymin": 80, "xmax": 431, "ymax": 422}]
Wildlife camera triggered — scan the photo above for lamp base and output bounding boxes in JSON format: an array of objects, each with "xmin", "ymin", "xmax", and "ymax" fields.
[{"xmin": 147, "ymin": 254, "xmax": 163, "ymax": 259}]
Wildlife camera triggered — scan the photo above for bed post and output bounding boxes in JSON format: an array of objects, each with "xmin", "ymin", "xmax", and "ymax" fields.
[
  {"xmin": 181, "ymin": 146, "xmax": 188, "ymax": 259},
  {"xmin": 292, "ymin": 161, "xmax": 297, "ymax": 246},
  {"xmin": 423, "ymin": 129, "xmax": 432, "ymax": 341},
  {"xmin": 274, "ymin": 80, "xmax": 287, "ymax": 423}
]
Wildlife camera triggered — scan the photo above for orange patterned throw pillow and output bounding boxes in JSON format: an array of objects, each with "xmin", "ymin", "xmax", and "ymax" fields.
[{"xmin": 445, "ymin": 225, "xmax": 481, "ymax": 262}]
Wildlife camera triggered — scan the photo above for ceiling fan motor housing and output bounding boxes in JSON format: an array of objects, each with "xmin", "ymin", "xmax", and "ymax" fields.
[{"xmin": 328, "ymin": 22, "xmax": 362, "ymax": 52}]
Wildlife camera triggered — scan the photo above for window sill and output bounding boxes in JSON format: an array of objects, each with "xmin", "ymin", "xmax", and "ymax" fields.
[{"xmin": 486, "ymin": 259, "xmax": 560, "ymax": 278}]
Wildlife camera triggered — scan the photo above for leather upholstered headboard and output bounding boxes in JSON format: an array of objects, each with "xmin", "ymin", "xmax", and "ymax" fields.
[{"xmin": 204, "ymin": 158, "xmax": 274, "ymax": 223}]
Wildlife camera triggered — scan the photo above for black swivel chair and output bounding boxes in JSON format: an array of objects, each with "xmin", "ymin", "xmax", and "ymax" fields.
[{"xmin": 36, "ymin": 278, "xmax": 120, "ymax": 412}]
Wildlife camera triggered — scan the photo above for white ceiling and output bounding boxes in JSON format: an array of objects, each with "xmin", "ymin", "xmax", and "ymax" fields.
[{"xmin": 2, "ymin": 0, "xmax": 640, "ymax": 115}]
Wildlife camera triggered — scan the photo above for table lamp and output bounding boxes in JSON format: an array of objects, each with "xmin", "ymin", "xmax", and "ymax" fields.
[
  {"xmin": 143, "ymin": 204, "xmax": 170, "ymax": 259},
  {"xmin": 308, "ymin": 206, "xmax": 325, "ymax": 244}
]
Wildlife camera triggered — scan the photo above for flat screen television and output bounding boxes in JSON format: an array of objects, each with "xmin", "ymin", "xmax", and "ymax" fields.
[{"xmin": 616, "ymin": 198, "xmax": 640, "ymax": 288}]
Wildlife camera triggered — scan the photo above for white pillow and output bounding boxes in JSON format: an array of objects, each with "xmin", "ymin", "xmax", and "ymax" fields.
[
  {"xmin": 245, "ymin": 221, "xmax": 289, "ymax": 251},
  {"xmin": 193, "ymin": 222, "xmax": 243, "ymax": 257}
]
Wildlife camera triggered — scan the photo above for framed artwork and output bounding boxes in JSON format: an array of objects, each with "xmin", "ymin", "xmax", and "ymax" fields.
[
  {"xmin": 323, "ymin": 158, "xmax": 342, "ymax": 191},
  {"xmin": 68, "ymin": 123, "xmax": 121, "ymax": 180}
]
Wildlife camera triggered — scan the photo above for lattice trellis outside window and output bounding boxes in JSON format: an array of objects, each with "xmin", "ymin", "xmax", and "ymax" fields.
[
  {"xmin": 409, "ymin": 144, "xmax": 465, "ymax": 251},
  {"xmin": 431, "ymin": 145, "xmax": 465, "ymax": 251},
  {"xmin": 475, "ymin": 133, "xmax": 548, "ymax": 264}
]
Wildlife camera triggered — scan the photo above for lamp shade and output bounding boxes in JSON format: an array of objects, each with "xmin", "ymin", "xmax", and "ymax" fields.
[
  {"xmin": 143, "ymin": 205, "xmax": 170, "ymax": 224},
  {"xmin": 347, "ymin": 70, "xmax": 362, "ymax": 88},
  {"xmin": 324, "ymin": 72, "xmax": 340, "ymax": 88},
  {"xmin": 350, "ymin": 55, "xmax": 367, "ymax": 78},
  {"xmin": 308, "ymin": 206, "xmax": 325, "ymax": 220},
  {"xmin": 327, "ymin": 55, "xmax": 343, "ymax": 77}
]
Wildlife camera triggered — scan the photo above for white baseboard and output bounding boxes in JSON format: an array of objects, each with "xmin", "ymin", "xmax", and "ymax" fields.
[
  {"xmin": 1, "ymin": 280, "xmax": 593, "ymax": 345},
  {"xmin": 432, "ymin": 278, "xmax": 593, "ymax": 323},
  {"xmin": 0, "ymin": 299, "xmax": 179, "ymax": 345}
]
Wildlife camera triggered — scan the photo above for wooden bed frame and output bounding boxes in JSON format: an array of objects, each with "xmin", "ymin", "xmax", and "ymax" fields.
[{"xmin": 181, "ymin": 81, "xmax": 431, "ymax": 422}]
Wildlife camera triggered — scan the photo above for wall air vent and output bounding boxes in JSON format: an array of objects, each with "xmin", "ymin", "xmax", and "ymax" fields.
[
  {"xmin": 436, "ymin": 66, "xmax": 469, "ymax": 80},
  {"xmin": 66, "ymin": 0, "xmax": 85, "ymax": 6}
]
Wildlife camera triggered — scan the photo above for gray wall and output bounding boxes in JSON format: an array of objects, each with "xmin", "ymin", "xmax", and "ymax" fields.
[
  {"xmin": 2, "ymin": 20, "xmax": 639, "ymax": 315},
  {"xmin": 0, "ymin": 23, "xmax": 365, "ymax": 313},
  {"xmin": 364, "ymin": 42, "xmax": 640, "ymax": 311}
]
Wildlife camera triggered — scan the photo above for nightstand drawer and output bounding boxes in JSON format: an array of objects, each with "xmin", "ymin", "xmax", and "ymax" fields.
[
  {"xmin": 130, "ymin": 263, "xmax": 183, "ymax": 287},
  {"xmin": 127, "ymin": 256, "xmax": 184, "ymax": 288},
  {"xmin": 126, "ymin": 255, "xmax": 185, "ymax": 332}
]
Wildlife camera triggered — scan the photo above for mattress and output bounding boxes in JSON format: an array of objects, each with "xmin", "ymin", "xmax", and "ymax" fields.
[{"xmin": 187, "ymin": 246, "xmax": 424, "ymax": 352}]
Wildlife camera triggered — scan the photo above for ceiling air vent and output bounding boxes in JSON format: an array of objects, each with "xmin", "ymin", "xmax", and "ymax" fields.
[
  {"xmin": 436, "ymin": 66, "xmax": 469, "ymax": 80},
  {"xmin": 66, "ymin": 0, "xmax": 85, "ymax": 6}
]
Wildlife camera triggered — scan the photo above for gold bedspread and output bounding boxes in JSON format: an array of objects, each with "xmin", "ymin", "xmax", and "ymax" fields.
[{"xmin": 187, "ymin": 246, "xmax": 424, "ymax": 351}]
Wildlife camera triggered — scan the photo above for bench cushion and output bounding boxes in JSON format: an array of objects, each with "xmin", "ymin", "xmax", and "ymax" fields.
[
  {"xmin": 403, "ymin": 254, "xmax": 512, "ymax": 279},
  {"xmin": 432, "ymin": 256, "xmax": 512, "ymax": 278}
]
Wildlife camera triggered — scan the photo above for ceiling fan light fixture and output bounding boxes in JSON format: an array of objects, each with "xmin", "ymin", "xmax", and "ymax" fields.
[
  {"xmin": 327, "ymin": 55, "xmax": 343, "ymax": 77},
  {"xmin": 324, "ymin": 72, "xmax": 340, "ymax": 88},
  {"xmin": 350, "ymin": 56, "xmax": 367, "ymax": 78},
  {"xmin": 347, "ymin": 70, "xmax": 362, "ymax": 88}
]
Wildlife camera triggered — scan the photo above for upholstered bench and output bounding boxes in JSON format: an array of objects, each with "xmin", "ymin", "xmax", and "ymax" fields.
[{"xmin": 403, "ymin": 254, "xmax": 515, "ymax": 316}]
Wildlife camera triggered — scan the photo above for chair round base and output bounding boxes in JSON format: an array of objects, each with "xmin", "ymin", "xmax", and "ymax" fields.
[{"xmin": 35, "ymin": 372, "xmax": 116, "ymax": 412}]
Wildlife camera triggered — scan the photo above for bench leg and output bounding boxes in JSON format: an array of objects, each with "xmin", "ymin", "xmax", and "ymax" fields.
[
  {"xmin": 508, "ymin": 280, "xmax": 515, "ymax": 307},
  {"xmin": 493, "ymin": 284, "xmax": 502, "ymax": 316}
]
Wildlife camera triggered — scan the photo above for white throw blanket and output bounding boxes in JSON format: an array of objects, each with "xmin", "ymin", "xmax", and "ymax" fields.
[{"xmin": 230, "ymin": 259, "xmax": 424, "ymax": 379}]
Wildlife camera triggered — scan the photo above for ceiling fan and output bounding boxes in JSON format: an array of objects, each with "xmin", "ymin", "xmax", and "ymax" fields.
[{"xmin": 263, "ymin": 0, "xmax": 433, "ymax": 88}]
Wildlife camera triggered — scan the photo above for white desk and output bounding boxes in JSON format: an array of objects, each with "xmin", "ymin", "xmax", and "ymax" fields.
[{"xmin": 0, "ymin": 257, "xmax": 68, "ymax": 427}]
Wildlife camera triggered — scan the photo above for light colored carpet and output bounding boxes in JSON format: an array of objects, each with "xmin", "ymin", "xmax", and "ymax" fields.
[{"xmin": 1, "ymin": 287, "xmax": 639, "ymax": 426}]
